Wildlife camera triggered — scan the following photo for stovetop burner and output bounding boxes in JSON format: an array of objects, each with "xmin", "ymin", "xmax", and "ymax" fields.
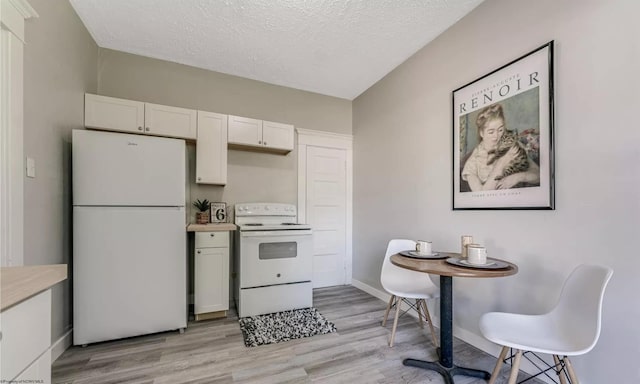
[
  {"xmin": 235, "ymin": 203, "xmax": 311, "ymax": 231},
  {"xmin": 240, "ymin": 222, "xmax": 303, "ymax": 227}
]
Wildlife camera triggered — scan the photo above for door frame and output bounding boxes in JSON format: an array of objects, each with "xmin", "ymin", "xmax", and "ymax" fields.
[
  {"xmin": 0, "ymin": 0, "xmax": 38, "ymax": 266},
  {"xmin": 296, "ymin": 128, "xmax": 353, "ymax": 284}
]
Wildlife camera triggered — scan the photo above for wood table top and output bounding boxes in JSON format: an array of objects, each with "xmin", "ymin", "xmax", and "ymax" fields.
[{"xmin": 390, "ymin": 252, "xmax": 518, "ymax": 278}]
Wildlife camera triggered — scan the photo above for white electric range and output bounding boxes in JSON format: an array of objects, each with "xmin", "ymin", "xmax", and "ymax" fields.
[{"xmin": 233, "ymin": 203, "xmax": 313, "ymax": 317}]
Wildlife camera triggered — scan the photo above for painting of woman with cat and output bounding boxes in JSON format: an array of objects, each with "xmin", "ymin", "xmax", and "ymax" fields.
[
  {"xmin": 452, "ymin": 41, "xmax": 553, "ymax": 209},
  {"xmin": 460, "ymin": 102, "xmax": 540, "ymax": 192}
]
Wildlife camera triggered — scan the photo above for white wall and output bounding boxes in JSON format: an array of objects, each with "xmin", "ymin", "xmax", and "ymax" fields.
[
  {"xmin": 24, "ymin": 0, "xmax": 98, "ymax": 344},
  {"xmin": 353, "ymin": 0, "xmax": 640, "ymax": 382},
  {"xmin": 96, "ymin": 48, "xmax": 352, "ymax": 221}
]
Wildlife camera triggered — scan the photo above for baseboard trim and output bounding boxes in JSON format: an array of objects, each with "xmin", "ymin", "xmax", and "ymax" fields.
[
  {"xmin": 51, "ymin": 328, "xmax": 73, "ymax": 362},
  {"xmin": 351, "ymin": 279, "xmax": 434, "ymax": 322},
  {"xmin": 350, "ymin": 279, "xmax": 388, "ymax": 302},
  {"xmin": 350, "ymin": 279, "xmax": 554, "ymax": 383}
]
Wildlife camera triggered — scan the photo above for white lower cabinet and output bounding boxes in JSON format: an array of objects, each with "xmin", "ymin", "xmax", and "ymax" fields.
[
  {"xmin": 0, "ymin": 290, "xmax": 52, "ymax": 383},
  {"xmin": 15, "ymin": 349, "xmax": 51, "ymax": 383},
  {"xmin": 194, "ymin": 231, "xmax": 230, "ymax": 320}
]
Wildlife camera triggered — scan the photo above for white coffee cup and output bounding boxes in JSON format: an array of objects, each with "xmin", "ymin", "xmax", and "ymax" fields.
[
  {"xmin": 467, "ymin": 245, "xmax": 487, "ymax": 265},
  {"xmin": 416, "ymin": 240, "xmax": 432, "ymax": 255}
]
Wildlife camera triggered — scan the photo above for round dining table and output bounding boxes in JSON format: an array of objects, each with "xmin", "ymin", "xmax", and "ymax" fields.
[{"xmin": 390, "ymin": 252, "xmax": 518, "ymax": 384}]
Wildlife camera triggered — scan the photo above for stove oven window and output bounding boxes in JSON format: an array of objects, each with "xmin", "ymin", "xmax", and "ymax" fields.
[{"xmin": 258, "ymin": 242, "xmax": 297, "ymax": 260}]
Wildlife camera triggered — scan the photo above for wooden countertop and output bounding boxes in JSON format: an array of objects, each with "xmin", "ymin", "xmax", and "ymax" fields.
[
  {"xmin": 1, "ymin": 264, "xmax": 68, "ymax": 312},
  {"xmin": 187, "ymin": 223, "xmax": 238, "ymax": 232}
]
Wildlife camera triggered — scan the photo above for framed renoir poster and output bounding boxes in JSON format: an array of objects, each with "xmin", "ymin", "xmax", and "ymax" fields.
[{"xmin": 452, "ymin": 41, "xmax": 555, "ymax": 210}]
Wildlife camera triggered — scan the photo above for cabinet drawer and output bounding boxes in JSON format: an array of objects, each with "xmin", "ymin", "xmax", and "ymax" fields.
[
  {"xmin": 0, "ymin": 290, "xmax": 51, "ymax": 381},
  {"xmin": 195, "ymin": 231, "xmax": 229, "ymax": 248}
]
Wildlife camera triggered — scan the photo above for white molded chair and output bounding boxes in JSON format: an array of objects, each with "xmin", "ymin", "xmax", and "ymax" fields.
[
  {"xmin": 479, "ymin": 264, "xmax": 613, "ymax": 384},
  {"xmin": 381, "ymin": 239, "xmax": 439, "ymax": 347}
]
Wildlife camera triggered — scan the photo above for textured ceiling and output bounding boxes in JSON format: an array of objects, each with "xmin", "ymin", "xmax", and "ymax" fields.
[{"xmin": 69, "ymin": 0, "xmax": 484, "ymax": 100}]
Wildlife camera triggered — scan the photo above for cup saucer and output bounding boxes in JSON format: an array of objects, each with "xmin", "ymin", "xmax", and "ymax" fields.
[
  {"xmin": 409, "ymin": 250, "xmax": 438, "ymax": 257},
  {"xmin": 459, "ymin": 259, "xmax": 495, "ymax": 267}
]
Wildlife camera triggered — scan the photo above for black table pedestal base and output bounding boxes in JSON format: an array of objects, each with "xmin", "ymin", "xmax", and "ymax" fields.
[{"xmin": 403, "ymin": 358, "xmax": 490, "ymax": 384}]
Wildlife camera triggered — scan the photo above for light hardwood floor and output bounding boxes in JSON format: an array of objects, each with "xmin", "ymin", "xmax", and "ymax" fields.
[{"xmin": 53, "ymin": 286, "xmax": 541, "ymax": 384}]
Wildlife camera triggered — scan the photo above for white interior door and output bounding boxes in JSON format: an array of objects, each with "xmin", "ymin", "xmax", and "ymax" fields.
[{"xmin": 306, "ymin": 146, "xmax": 347, "ymax": 288}]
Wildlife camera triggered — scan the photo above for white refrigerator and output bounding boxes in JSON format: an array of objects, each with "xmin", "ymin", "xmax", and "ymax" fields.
[{"xmin": 72, "ymin": 129, "xmax": 187, "ymax": 345}]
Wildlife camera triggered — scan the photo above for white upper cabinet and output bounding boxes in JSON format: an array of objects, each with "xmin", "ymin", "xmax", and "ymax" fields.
[
  {"xmin": 227, "ymin": 115, "xmax": 262, "ymax": 146},
  {"xmin": 196, "ymin": 111, "xmax": 228, "ymax": 185},
  {"xmin": 85, "ymin": 94, "xmax": 144, "ymax": 134},
  {"xmin": 228, "ymin": 115, "xmax": 294, "ymax": 154},
  {"xmin": 262, "ymin": 120, "xmax": 294, "ymax": 151},
  {"xmin": 84, "ymin": 94, "xmax": 197, "ymax": 140},
  {"xmin": 144, "ymin": 103, "xmax": 197, "ymax": 139}
]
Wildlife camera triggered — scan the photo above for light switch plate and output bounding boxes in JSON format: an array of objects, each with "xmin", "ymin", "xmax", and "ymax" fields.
[{"xmin": 26, "ymin": 157, "xmax": 35, "ymax": 178}]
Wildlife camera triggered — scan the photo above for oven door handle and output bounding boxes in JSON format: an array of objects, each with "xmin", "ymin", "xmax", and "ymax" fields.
[{"xmin": 240, "ymin": 230, "xmax": 312, "ymax": 237}]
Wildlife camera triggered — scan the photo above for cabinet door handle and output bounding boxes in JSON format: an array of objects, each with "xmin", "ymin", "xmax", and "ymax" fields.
[
  {"xmin": 138, "ymin": 126, "xmax": 143, "ymax": 131},
  {"xmin": 145, "ymin": 127, "xmax": 150, "ymax": 132},
  {"xmin": 258, "ymin": 140, "xmax": 262, "ymax": 144},
  {"xmin": 210, "ymin": 233, "xmax": 215, "ymax": 237},
  {"xmin": 197, "ymin": 250, "xmax": 201, "ymax": 254},
  {"xmin": 264, "ymin": 141, "xmax": 267, "ymax": 146},
  {"xmin": 197, "ymin": 177, "xmax": 202, "ymax": 181}
]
